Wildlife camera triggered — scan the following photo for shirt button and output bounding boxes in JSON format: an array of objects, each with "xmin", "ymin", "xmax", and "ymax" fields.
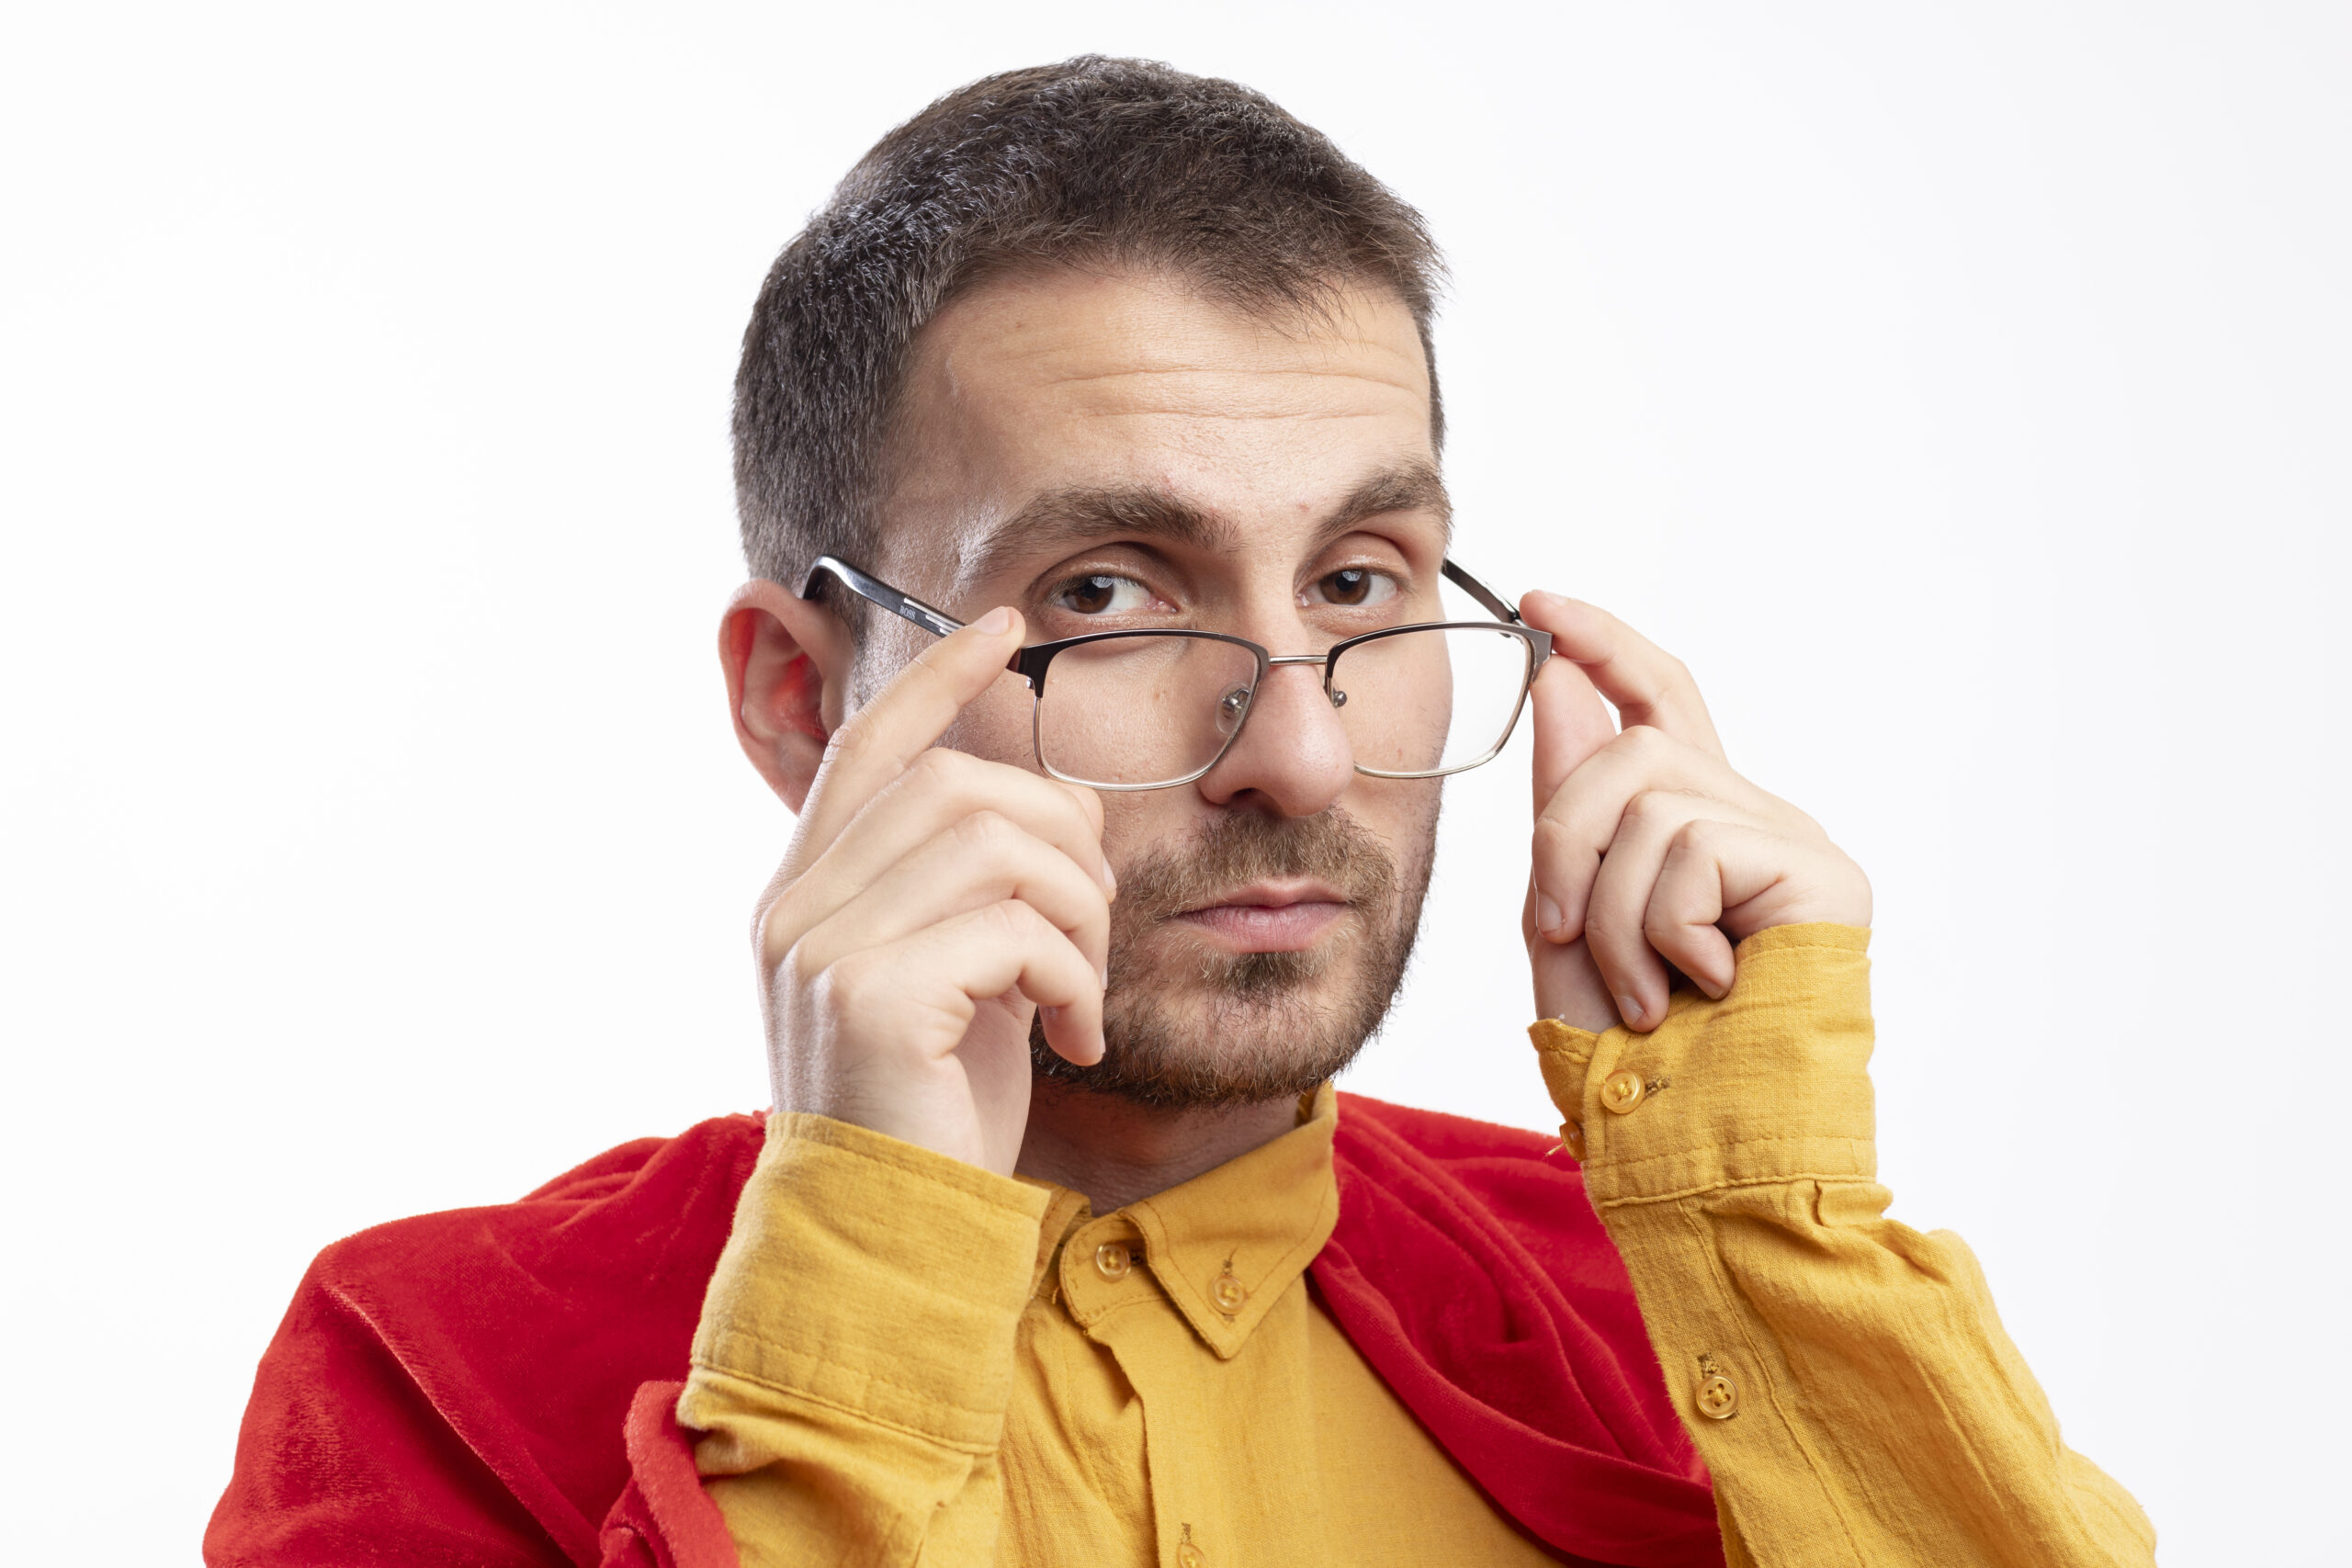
[
  {"xmin": 1561, "ymin": 1121, "xmax": 1588, "ymax": 1160},
  {"xmin": 1211, "ymin": 1271, "xmax": 1248, "ymax": 1313},
  {"xmin": 1177, "ymin": 1544, "xmax": 1206, "ymax": 1568},
  {"xmin": 1093, "ymin": 1242, "xmax": 1133, "ymax": 1280},
  {"xmin": 1696, "ymin": 1372, "xmax": 1739, "ymax": 1420},
  {"xmin": 1600, "ymin": 1068, "xmax": 1646, "ymax": 1114}
]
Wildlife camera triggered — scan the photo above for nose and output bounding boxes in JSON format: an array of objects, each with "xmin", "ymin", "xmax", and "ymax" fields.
[{"xmin": 1194, "ymin": 660, "xmax": 1355, "ymax": 816}]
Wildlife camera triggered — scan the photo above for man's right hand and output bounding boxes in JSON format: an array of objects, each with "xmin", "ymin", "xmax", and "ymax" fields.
[{"xmin": 752, "ymin": 605, "xmax": 1115, "ymax": 1176}]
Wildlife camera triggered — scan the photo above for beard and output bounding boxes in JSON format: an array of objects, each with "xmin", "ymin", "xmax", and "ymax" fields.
[{"xmin": 1030, "ymin": 801, "xmax": 1437, "ymax": 1109}]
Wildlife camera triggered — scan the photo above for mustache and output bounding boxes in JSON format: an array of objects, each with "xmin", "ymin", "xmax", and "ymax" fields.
[{"xmin": 1107, "ymin": 808, "xmax": 1398, "ymax": 925}]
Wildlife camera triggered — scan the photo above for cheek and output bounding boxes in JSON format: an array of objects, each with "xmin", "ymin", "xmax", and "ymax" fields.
[
  {"xmin": 1346, "ymin": 777, "xmax": 1444, "ymax": 881},
  {"xmin": 1095, "ymin": 788, "xmax": 1193, "ymax": 874},
  {"xmin": 937, "ymin": 670, "xmax": 1043, "ymax": 769}
]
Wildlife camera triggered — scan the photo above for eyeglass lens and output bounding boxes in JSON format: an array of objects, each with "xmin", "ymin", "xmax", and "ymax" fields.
[
  {"xmin": 1034, "ymin": 635, "xmax": 1262, "ymax": 788},
  {"xmin": 1033, "ymin": 626, "xmax": 1532, "ymax": 788}
]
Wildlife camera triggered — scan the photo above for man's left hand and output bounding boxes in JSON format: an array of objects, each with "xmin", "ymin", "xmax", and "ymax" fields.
[{"xmin": 1516, "ymin": 592, "xmax": 1872, "ymax": 1033}]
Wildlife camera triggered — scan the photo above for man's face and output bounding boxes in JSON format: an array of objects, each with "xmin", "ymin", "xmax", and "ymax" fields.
[{"xmin": 868, "ymin": 265, "xmax": 1448, "ymax": 1106}]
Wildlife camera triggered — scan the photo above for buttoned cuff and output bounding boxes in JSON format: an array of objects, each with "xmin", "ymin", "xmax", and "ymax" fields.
[
  {"xmin": 1528, "ymin": 923, "xmax": 1876, "ymax": 1209},
  {"xmin": 684, "ymin": 1113, "xmax": 1051, "ymax": 1454}
]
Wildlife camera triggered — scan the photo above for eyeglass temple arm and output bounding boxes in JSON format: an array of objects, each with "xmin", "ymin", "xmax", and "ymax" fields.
[
  {"xmin": 801, "ymin": 555, "xmax": 1043, "ymax": 684},
  {"xmin": 1442, "ymin": 559, "xmax": 1554, "ymax": 667},
  {"xmin": 802, "ymin": 555, "xmax": 965, "ymax": 637}
]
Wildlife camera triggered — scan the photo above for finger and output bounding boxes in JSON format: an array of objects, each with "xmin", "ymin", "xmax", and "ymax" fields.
[
  {"xmin": 1643, "ymin": 819, "xmax": 1754, "ymax": 1003},
  {"xmin": 1528, "ymin": 646, "xmax": 1617, "ymax": 813},
  {"xmin": 1524, "ymin": 877, "xmax": 1623, "ymax": 1032},
  {"xmin": 1708, "ymin": 821, "xmax": 1871, "ymax": 942},
  {"xmin": 788, "ymin": 810, "xmax": 1113, "ymax": 987},
  {"xmin": 1532, "ymin": 725, "xmax": 1762, "ymax": 945},
  {"xmin": 1519, "ymin": 592, "xmax": 1724, "ymax": 761},
  {"xmin": 793, "ymin": 606, "xmax": 1031, "ymax": 861},
  {"xmin": 822, "ymin": 898, "xmax": 1105, "ymax": 1066},
  {"xmin": 1580, "ymin": 789, "xmax": 1713, "ymax": 1030},
  {"xmin": 769, "ymin": 750, "xmax": 1112, "ymax": 960}
]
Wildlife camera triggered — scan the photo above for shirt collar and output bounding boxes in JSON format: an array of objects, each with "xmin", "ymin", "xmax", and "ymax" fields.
[{"xmin": 1029, "ymin": 1084, "xmax": 1340, "ymax": 1360}]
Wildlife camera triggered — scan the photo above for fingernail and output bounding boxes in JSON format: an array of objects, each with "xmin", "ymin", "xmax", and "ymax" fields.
[
  {"xmin": 1100, "ymin": 857, "xmax": 1119, "ymax": 897},
  {"xmin": 1536, "ymin": 894, "xmax": 1564, "ymax": 937},
  {"xmin": 1039, "ymin": 1004, "xmax": 1061, "ymax": 1026},
  {"xmin": 973, "ymin": 605, "xmax": 1013, "ymax": 636},
  {"xmin": 1616, "ymin": 994, "xmax": 1645, "ymax": 1027},
  {"xmin": 1099, "ymin": 964, "xmax": 1110, "ymax": 990}
]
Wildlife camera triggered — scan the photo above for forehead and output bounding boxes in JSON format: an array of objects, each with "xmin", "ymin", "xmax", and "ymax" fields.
[{"xmin": 881, "ymin": 265, "xmax": 1438, "ymax": 583}]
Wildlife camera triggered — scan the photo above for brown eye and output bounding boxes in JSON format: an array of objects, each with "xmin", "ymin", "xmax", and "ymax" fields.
[
  {"xmin": 1050, "ymin": 573, "xmax": 1151, "ymax": 615},
  {"xmin": 1304, "ymin": 568, "xmax": 1400, "ymax": 609}
]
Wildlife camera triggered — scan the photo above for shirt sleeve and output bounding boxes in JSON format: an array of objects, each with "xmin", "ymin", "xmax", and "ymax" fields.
[
  {"xmin": 675, "ymin": 1112, "xmax": 1049, "ymax": 1567},
  {"xmin": 1529, "ymin": 923, "xmax": 2156, "ymax": 1568}
]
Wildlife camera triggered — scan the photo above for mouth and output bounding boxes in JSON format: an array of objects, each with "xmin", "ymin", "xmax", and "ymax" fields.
[{"xmin": 1170, "ymin": 879, "xmax": 1351, "ymax": 953}]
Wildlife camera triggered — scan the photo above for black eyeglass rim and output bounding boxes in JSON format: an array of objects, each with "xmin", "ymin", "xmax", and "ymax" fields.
[{"xmin": 797, "ymin": 554, "xmax": 1555, "ymax": 787}]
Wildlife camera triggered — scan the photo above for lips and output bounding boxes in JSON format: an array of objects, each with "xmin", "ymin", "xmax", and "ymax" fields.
[{"xmin": 1173, "ymin": 880, "xmax": 1350, "ymax": 953}]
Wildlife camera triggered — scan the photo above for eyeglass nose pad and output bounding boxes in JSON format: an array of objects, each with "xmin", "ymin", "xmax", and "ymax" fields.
[
  {"xmin": 1327, "ymin": 687, "xmax": 1347, "ymax": 709},
  {"xmin": 1216, "ymin": 684, "xmax": 1252, "ymax": 736}
]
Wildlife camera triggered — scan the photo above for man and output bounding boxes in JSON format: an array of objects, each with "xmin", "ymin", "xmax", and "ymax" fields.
[{"xmin": 209, "ymin": 57, "xmax": 2154, "ymax": 1567}]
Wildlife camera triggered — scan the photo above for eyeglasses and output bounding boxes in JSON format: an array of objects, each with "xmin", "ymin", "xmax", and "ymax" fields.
[{"xmin": 801, "ymin": 555, "xmax": 1553, "ymax": 792}]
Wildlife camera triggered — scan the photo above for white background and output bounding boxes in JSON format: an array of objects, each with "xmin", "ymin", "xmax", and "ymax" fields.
[{"xmin": 4, "ymin": 3, "xmax": 2344, "ymax": 1562}]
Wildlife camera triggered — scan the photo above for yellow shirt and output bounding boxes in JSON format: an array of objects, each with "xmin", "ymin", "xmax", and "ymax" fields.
[{"xmin": 679, "ymin": 925, "xmax": 2156, "ymax": 1566}]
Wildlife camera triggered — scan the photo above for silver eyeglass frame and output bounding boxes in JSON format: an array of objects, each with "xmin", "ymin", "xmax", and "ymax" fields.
[{"xmin": 799, "ymin": 554, "xmax": 1553, "ymax": 791}]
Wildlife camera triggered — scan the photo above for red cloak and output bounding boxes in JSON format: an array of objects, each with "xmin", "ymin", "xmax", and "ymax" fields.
[{"xmin": 207, "ymin": 1095, "xmax": 1720, "ymax": 1566}]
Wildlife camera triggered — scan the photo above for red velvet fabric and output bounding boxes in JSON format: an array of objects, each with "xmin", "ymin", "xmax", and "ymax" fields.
[{"xmin": 207, "ymin": 1096, "xmax": 1720, "ymax": 1566}]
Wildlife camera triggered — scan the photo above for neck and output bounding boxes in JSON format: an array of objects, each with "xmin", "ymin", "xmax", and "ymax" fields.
[{"xmin": 1015, "ymin": 1079, "xmax": 1304, "ymax": 1213}]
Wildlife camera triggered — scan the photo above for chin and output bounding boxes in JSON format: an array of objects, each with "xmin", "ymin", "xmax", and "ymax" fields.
[{"xmin": 1031, "ymin": 942, "xmax": 1396, "ymax": 1111}]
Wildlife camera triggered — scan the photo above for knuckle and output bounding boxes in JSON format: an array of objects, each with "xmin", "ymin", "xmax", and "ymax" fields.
[
  {"xmin": 1622, "ymin": 789, "xmax": 1677, "ymax": 829},
  {"xmin": 954, "ymin": 807, "xmax": 1018, "ymax": 853},
  {"xmin": 780, "ymin": 926, "xmax": 836, "ymax": 994},
  {"xmin": 907, "ymin": 745, "xmax": 968, "ymax": 789},
  {"xmin": 1534, "ymin": 800, "xmax": 1600, "ymax": 848},
  {"xmin": 986, "ymin": 897, "xmax": 1041, "ymax": 942},
  {"xmin": 1531, "ymin": 816, "xmax": 1596, "ymax": 878},
  {"xmin": 759, "ymin": 874, "xmax": 818, "ymax": 953},
  {"xmin": 1616, "ymin": 723, "xmax": 1668, "ymax": 759},
  {"xmin": 1642, "ymin": 898, "xmax": 1690, "ymax": 941},
  {"xmin": 1581, "ymin": 898, "xmax": 1635, "ymax": 949},
  {"xmin": 805, "ymin": 944, "xmax": 869, "ymax": 1009},
  {"xmin": 757, "ymin": 897, "xmax": 796, "ymax": 967},
  {"xmin": 1675, "ymin": 816, "xmax": 1725, "ymax": 853}
]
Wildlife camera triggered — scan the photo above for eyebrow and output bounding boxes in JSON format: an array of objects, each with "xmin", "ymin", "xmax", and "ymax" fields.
[{"xmin": 956, "ymin": 460, "xmax": 1453, "ymax": 593}]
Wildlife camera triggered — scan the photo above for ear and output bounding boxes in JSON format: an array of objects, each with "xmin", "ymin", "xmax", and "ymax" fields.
[{"xmin": 718, "ymin": 580, "xmax": 854, "ymax": 815}]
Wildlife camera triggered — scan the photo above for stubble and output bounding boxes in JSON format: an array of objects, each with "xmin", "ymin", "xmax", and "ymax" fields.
[{"xmin": 1030, "ymin": 801, "xmax": 1437, "ymax": 1108}]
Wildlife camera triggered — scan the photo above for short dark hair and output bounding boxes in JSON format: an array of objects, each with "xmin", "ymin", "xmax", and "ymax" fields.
[{"xmin": 732, "ymin": 55, "xmax": 1447, "ymax": 591}]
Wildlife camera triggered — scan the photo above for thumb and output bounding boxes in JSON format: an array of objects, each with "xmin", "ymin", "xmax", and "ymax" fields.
[{"xmin": 1526, "ymin": 627, "xmax": 1616, "ymax": 812}]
